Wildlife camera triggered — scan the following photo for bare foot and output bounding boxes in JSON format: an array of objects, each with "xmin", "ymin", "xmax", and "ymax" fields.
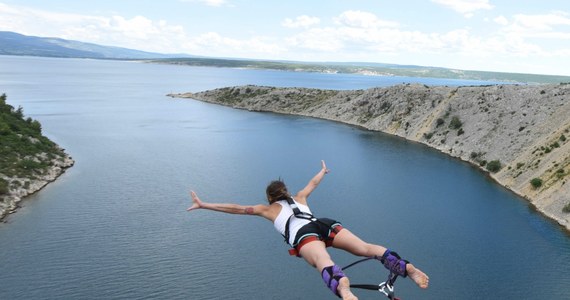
[
  {"xmin": 337, "ymin": 277, "xmax": 358, "ymax": 300},
  {"xmin": 406, "ymin": 263, "xmax": 429, "ymax": 289}
]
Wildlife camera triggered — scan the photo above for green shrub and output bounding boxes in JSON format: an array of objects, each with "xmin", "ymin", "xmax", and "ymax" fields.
[
  {"xmin": 530, "ymin": 178, "xmax": 543, "ymax": 189},
  {"xmin": 436, "ymin": 118, "xmax": 444, "ymax": 127},
  {"xmin": 486, "ymin": 160, "xmax": 502, "ymax": 173},
  {"xmin": 0, "ymin": 178, "xmax": 8, "ymax": 195},
  {"xmin": 449, "ymin": 116, "xmax": 463, "ymax": 130}
]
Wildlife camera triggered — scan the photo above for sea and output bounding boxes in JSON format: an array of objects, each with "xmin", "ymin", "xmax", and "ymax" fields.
[{"xmin": 0, "ymin": 55, "xmax": 569, "ymax": 299}]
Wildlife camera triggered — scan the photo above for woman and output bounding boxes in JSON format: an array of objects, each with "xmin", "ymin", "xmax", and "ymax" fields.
[{"xmin": 187, "ymin": 160, "xmax": 429, "ymax": 299}]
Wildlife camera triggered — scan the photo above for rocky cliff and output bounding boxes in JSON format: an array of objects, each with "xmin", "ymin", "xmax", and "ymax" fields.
[
  {"xmin": 0, "ymin": 153, "xmax": 74, "ymax": 221},
  {"xmin": 169, "ymin": 83, "xmax": 570, "ymax": 231}
]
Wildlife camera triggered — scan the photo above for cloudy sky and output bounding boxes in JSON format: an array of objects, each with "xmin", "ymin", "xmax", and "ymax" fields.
[{"xmin": 1, "ymin": 0, "xmax": 569, "ymax": 75}]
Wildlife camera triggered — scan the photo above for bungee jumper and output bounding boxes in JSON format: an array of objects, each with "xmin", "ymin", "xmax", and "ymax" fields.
[{"xmin": 187, "ymin": 160, "xmax": 429, "ymax": 299}]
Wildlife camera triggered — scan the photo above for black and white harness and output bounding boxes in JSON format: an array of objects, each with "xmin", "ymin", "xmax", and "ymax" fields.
[
  {"xmin": 282, "ymin": 196, "xmax": 318, "ymax": 244},
  {"xmin": 282, "ymin": 197, "xmax": 341, "ymax": 256}
]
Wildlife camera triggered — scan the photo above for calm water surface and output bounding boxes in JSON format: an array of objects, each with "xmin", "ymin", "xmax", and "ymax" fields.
[{"xmin": 0, "ymin": 56, "xmax": 569, "ymax": 299}]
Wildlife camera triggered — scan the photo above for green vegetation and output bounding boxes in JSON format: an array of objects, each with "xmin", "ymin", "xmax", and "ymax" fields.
[
  {"xmin": 530, "ymin": 178, "xmax": 543, "ymax": 189},
  {"xmin": 0, "ymin": 178, "xmax": 8, "ymax": 195},
  {"xmin": 0, "ymin": 94, "xmax": 67, "ymax": 184},
  {"xmin": 436, "ymin": 118, "xmax": 445, "ymax": 127},
  {"xmin": 449, "ymin": 116, "xmax": 463, "ymax": 130},
  {"xmin": 486, "ymin": 160, "xmax": 502, "ymax": 173}
]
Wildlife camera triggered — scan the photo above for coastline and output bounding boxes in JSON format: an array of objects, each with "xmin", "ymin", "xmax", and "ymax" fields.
[
  {"xmin": 169, "ymin": 83, "xmax": 570, "ymax": 232},
  {"xmin": 0, "ymin": 152, "xmax": 74, "ymax": 222}
]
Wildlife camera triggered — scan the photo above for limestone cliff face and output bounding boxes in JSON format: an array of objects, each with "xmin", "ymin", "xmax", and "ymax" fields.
[
  {"xmin": 169, "ymin": 83, "xmax": 570, "ymax": 230},
  {"xmin": 0, "ymin": 152, "xmax": 74, "ymax": 221}
]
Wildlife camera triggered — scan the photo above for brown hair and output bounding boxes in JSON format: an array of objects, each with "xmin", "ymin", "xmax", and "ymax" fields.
[{"xmin": 266, "ymin": 179, "xmax": 290, "ymax": 204}]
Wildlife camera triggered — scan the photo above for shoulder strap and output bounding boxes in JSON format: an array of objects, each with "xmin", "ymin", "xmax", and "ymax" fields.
[
  {"xmin": 286, "ymin": 197, "xmax": 316, "ymax": 220},
  {"xmin": 285, "ymin": 196, "xmax": 302, "ymax": 215}
]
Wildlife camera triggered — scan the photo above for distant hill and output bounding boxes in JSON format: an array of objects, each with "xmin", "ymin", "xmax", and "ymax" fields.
[
  {"xmin": 154, "ymin": 57, "xmax": 570, "ymax": 84},
  {"xmin": 0, "ymin": 31, "xmax": 189, "ymax": 59},
  {"xmin": 3, "ymin": 31, "xmax": 570, "ymax": 84}
]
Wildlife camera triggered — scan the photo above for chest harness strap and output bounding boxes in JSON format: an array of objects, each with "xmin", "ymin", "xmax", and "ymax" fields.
[{"xmin": 283, "ymin": 197, "xmax": 317, "ymax": 244}]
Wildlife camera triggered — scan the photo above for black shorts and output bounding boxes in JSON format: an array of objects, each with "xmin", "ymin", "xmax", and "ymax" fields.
[{"xmin": 292, "ymin": 217, "xmax": 343, "ymax": 247}]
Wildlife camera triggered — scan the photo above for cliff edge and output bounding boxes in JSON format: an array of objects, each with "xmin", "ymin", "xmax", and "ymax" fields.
[{"xmin": 169, "ymin": 83, "xmax": 570, "ymax": 231}]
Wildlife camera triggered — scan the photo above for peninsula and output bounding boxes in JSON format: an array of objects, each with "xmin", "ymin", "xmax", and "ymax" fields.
[
  {"xmin": 169, "ymin": 83, "xmax": 570, "ymax": 231},
  {"xmin": 0, "ymin": 94, "xmax": 74, "ymax": 221}
]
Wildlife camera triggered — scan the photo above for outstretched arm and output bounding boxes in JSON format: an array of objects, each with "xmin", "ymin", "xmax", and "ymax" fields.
[
  {"xmin": 295, "ymin": 160, "xmax": 330, "ymax": 203},
  {"xmin": 187, "ymin": 191, "xmax": 270, "ymax": 218}
]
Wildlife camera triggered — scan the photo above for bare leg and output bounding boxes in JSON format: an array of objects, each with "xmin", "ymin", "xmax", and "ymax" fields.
[
  {"xmin": 332, "ymin": 229, "xmax": 429, "ymax": 289},
  {"xmin": 299, "ymin": 241, "xmax": 358, "ymax": 300}
]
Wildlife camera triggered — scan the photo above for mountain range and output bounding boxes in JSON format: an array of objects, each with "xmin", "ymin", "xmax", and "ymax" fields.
[
  {"xmin": 2, "ymin": 31, "xmax": 570, "ymax": 84},
  {"xmin": 0, "ymin": 31, "xmax": 188, "ymax": 59}
]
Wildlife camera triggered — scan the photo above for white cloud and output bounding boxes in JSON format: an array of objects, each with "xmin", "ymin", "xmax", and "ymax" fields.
[
  {"xmin": 511, "ymin": 12, "xmax": 570, "ymax": 33},
  {"xmin": 494, "ymin": 15, "xmax": 509, "ymax": 26},
  {"xmin": 190, "ymin": 32, "xmax": 284, "ymax": 56},
  {"xmin": 431, "ymin": 0, "xmax": 494, "ymax": 17},
  {"xmin": 282, "ymin": 15, "xmax": 320, "ymax": 29},
  {"xmin": 286, "ymin": 27, "xmax": 345, "ymax": 52},
  {"xmin": 179, "ymin": 0, "xmax": 228, "ymax": 7},
  {"xmin": 0, "ymin": 3, "xmax": 190, "ymax": 53},
  {"xmin": 334, "ymin": 10, "xmax": 399, "ymax": 28},
  {"xmin": 283, "ymin": 9, "xmax": 561, "ymax": 64}
]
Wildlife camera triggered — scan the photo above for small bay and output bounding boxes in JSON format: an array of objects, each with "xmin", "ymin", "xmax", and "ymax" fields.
[{"xmin": 0, "ymin": 55, "xmax": 569, "ymax": 299}]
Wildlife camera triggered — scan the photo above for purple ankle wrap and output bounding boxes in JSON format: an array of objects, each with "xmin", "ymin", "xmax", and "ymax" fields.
[
  {"xmin": 381, "ymin": 250, "xmax": 408, "ymax": 277},
  {"xmin": 321, "ymin": 265, "xmax": 345, "ymax": 298}
]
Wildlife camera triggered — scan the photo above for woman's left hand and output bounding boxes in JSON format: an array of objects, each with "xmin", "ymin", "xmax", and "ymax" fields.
[{"xmin": 187, "ymin": 191, "xmax": 203, "ymax": 211}]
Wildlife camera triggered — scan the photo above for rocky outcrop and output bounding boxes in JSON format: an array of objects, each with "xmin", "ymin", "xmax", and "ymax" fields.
[
  {"xmin": 169, "ymin": 83, "xmax": 570, "ymax": 231},
  {"xmin": 0, "ymin": 151, "xmax": 74, "ymax": 221}
]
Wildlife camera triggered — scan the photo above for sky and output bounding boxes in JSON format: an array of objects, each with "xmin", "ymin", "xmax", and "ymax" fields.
[{"xmin": 1, "ymin": 0, "xmax": 569, "ymax": 76}]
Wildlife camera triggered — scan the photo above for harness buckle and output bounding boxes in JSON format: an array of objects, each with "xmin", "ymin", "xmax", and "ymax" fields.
[{"xmin": 378, "ymin": 282, "xmax": 397, "ymax": 299}]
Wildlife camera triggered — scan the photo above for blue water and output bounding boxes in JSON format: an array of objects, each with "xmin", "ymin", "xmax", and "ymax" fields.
[{"xmin": 0, "ymin": 55, "xmax": 569, "ymax": 299}]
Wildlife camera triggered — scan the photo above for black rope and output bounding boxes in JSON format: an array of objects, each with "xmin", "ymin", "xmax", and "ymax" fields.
[{"xmin": 341, "ymin": 256, "xmax": 377, "ymax": 270}]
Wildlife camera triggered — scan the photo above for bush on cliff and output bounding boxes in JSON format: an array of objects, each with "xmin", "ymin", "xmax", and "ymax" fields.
[
  {"xmin": 449, "ymin": 116, "xmax": 463, "ymax": 130},
  {"xmin": 0, "ymin": 93, "xmax": 65, "ymax": 178},
  {"xmin": 486, "ymin": 160, "xmax": 502, "ymax": 173},
  {"xmin": 530, "ymin": 178, "xmax": 543, "ymax": 189},
  {"xmin": 0, "ymin": 178, "xmax": 8, "ymax": 195}
]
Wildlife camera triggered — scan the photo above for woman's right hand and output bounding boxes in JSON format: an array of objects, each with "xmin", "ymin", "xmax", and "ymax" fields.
[{"xmin": 321, "ymin": 160, "xmax": 330, "ymax": 174}]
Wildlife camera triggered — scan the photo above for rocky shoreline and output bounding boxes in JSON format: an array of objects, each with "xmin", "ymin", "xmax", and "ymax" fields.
[
  {"xmin": 169, "ymin": 83, "xmax": 570, "ymax": 231},
  {"xmin": 0, "ymin": 152, "xmax": 74, "ymax": 222}
]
